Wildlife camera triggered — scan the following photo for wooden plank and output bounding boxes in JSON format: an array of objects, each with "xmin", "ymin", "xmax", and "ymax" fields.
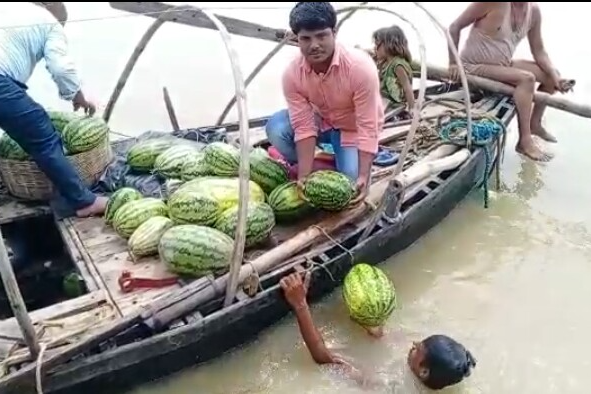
[
  {"xmin": 0, "ymin": 201, "xmax": 50, "ymax": 225},
  {"xmin": 56, "ymin": 220, "xmax": 99, "ymax": 292},
  {"xmin": 0, "ymin": 291, "xmax": 105, "ymax": 358},
  {"xmin": 109, "ymin": 2, "xmax": 288, "ymax": 44}
]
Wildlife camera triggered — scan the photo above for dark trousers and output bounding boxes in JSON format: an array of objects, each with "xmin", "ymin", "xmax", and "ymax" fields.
[{"xmin": 0, "ymin": 74, "xmax": 95, "ymax": 210}]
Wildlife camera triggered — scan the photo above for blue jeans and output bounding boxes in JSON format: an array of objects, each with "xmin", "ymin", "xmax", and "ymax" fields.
[
  {"xmin": 265, "ymin": 109, "xmax": 359, "ymax": 180},
  {"xmin": 0, "ymin": 75, "xmax": 95, "ymax": 210}
]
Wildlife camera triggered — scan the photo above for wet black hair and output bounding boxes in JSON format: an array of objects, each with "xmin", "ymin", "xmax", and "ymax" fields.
[
  {"xmin": 421, "ymin": 335, "xmax": 477, "ymax": 390},
  {"xmin": 289, "ymin": 2, "xmax": 337, "ymax": 35}
]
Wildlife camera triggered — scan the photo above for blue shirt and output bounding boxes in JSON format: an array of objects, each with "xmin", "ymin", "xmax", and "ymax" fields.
[{"xmin": 0, "ymin": 3, "xmax": 81, "ymax": 101}]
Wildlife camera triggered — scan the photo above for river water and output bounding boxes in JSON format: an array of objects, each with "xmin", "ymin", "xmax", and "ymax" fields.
[{"xmin": 20, "ymin": 2, "xmax": 591, "ymax": 393}]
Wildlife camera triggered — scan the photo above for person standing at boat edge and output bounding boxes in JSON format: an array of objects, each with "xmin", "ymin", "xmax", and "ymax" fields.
[
  {"xmin": 265, "ymin": 2, "xmax": 384, "ymax": 204},
  {"xmin": 0, "ymin": 2, "xmax": 107, "ymax": 217}
]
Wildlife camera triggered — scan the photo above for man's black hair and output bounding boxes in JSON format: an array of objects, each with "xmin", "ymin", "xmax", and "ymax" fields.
[
  {"xmin": 289, "ymin": 2, "xmax": 337, "ymax": 34},
  {"xmin": 421, "ymin": 335, "xmax": 477, "ymax": 390}
]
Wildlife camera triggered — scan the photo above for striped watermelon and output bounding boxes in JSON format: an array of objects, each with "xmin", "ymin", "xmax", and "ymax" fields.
[
  {"xmin": 202, "ymin": 142, "xmax": 240, "ymax": 177},
  {"xmin": 342, "ymin": 263, "xmax": 397, "ymax": 328},
  {"xmin": 47, "ymin": 111, "xmax": 81, "ymax": 134},
  {"xmin": 153, "ymin": 145, "xmax": 199, "ymax": 179},
  {"xmin": 267, "ymin": 181, "xmax": 312, "ymax": 221},
  {"xmin": 303, "ymin": 170, "xmax": 356, "ymax": 211},
  {"xmin": 162, "ymin": 179, "xmax": 185, "ymax": 200},
  {"xmin": 178, "ymin": 177, "xmax": 266, "ymax": 211},
  {"xmin": 249, "ymin": 150, "xmax": 289, "ymax": 194},
  {"xmin": 127, "ymin": 216, "xmax": 174, "ymax": 261},
  {"xmin": 215, "ymin": 201, "xmax": 276, "ymax": 248},
  {"xmin": 158, "ymin": 224, "xmax": 234, "ymax": 278},
  {"xmin": 127, "ymin": 138, "xmax": 175, "ymax": 172},
  {"xmin": 0, "ymin": 133, "xmax": 29, "ymax": 160},
  {"xmin": 167, "ymin": 188, "xmax": 223, "ymax": 226},
  {"xmin": 62, "ymin": 116, "xmax": 110, "ymax": 154},
  {"xmin": 104, "ymin": 187, "xmax": 143, "ymax": 225},
  {"xmin": 180, "ymin": 152, "xmax": 211, "ymax": 181},
  {"xmin": 112, "ymin": 197, "xmax": 168, "ymax": 239}
]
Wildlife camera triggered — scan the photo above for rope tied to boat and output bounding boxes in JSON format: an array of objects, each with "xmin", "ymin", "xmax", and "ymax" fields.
[{"xmin": 438, "ymin": 114, "xmax": 506, "ymax": 208}]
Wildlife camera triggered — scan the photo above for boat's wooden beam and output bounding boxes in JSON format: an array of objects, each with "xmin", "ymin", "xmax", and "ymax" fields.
[{"xmin": 109, "ymin": 2, "xmax": 290, "ymax": 45}]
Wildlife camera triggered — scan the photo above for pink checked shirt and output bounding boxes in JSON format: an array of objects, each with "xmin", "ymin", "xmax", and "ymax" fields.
[{"xmin": 281, "ymin": 43, "xmax": 384, "ymax": 154}]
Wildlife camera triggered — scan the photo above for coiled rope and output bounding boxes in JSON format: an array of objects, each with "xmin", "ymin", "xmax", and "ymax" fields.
[{"xmin": 438, "ymin": 115, "xmax": 506, "ymax": 208}]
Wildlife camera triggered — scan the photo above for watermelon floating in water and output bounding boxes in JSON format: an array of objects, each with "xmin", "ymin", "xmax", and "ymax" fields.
[{"xmin": 342, "ymin": 263, "xmax": 397, "ymax": 330}]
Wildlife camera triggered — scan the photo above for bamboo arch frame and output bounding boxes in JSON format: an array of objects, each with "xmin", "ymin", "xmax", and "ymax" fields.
[{"xmin": 101, "ymin": 5, "xmax": 251, "ymax": 308}]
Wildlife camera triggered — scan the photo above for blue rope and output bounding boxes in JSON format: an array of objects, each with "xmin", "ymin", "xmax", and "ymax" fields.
[{"xmin": 438, "ymin": 115, "xmax": 506, "ymax": 208}]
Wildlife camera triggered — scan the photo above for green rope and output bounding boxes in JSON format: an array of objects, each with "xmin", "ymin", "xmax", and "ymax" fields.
[{"xmin": 438, "ymin": 115, "xmax": 506, "ymax": 208}]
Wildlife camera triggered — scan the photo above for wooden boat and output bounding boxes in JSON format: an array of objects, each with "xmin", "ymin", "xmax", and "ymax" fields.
[{"xmin": 0, "ymin": 3, "xmax": 521, "ymax": 394}]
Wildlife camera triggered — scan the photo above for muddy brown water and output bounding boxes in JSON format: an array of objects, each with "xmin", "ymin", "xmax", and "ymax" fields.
[{"xmin": 14, "ymin": 2, "xmax": 591, "ymax": 393}]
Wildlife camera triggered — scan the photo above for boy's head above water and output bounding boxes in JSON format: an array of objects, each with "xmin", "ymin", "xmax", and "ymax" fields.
[{"xmin": 407, "ymin": 335, "xmax": 477, "ymax": 390}]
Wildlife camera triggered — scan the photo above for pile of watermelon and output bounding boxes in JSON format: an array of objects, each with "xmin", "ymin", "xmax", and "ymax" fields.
[
  {"xmin": 0, "ymin": 110, "xmax": 111, "ymax": 160},
  {"xmin": 103, "ymin": 138, "xmax": 359, "ymax": 279}
]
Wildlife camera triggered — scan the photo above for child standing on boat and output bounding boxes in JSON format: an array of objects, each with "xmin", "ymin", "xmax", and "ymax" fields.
[{"xmin": 280, "ymin": 272, "xmax": 477, "ymax": 391}]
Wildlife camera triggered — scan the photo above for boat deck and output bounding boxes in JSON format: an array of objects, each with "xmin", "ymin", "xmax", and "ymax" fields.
[{"xmin": 0, "ymin": 89, "xmax": 512, "ymax": 373}]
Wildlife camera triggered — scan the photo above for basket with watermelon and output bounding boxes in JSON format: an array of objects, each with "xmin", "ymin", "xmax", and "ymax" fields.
[{"xmin": 0, "ymin": 110, "xmax": 113, "ymax": 201}]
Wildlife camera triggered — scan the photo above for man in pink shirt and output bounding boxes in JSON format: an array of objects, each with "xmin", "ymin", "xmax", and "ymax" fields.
[{"xmin": 265, "ymin": 2, "xmax": 384, "ymax": 202}]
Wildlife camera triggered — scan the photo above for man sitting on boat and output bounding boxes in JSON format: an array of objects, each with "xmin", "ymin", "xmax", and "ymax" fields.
[
  {"xmin": 0, "ymin": 2, "xmax": 107, "ymax": 217},
  {"xmin": 280, "ymin": 272, "xmax": 477, "ymax": 390},
  {"xmin": 265, "ymin": 2, "xmax": 384, "ymax": 203},
  {"xmin": 448, "ymin": 2, "xmax": 574, "ymax": 162}
]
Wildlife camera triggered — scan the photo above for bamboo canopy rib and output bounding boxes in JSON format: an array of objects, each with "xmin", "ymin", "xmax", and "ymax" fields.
[{"xmin": 197, "ymin": 9, "xmax": 251, "ymax": 308}]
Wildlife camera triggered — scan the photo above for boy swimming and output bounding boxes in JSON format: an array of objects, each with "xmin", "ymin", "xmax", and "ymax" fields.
[{"xmin": 280, "ymin": 271, "xmax": 477, "ymax": 390}]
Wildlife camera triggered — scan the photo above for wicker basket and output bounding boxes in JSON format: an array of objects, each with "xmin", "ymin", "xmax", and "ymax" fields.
[{"xmin": 0, "ymin": 139, "xmax": 113, "ymax": 201}]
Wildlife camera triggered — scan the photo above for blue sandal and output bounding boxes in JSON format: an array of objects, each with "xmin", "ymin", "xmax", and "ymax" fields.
[{"xmin": 373, "ymin": 146, "xmax": 399, "ymax": 167}]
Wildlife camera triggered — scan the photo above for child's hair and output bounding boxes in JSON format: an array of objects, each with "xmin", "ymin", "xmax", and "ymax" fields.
[
  {"xmin": 372, "ymin": 25, "xmax": 412, "ymax": 63},
  {"xmin": 421, "ymin": 335, "xmax": 477, "ymax": 390}
]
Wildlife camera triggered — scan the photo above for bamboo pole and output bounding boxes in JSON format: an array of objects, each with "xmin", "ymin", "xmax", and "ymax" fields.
[
  {"xmin": 425, "ymin": 64, "xmax": 591, "ymax": 118},
  {"xmin": 0, "ymin": 230, "xmax": 39, "ymax": 359},
  {"xmin": 102, "ymin": 5, "xmax": 195, "ymax": 124},
  {"xmin": 162, "ymin": 87, "xmax": 180, "ymax": 131},
  {"xmin": 196, "ymin": 10, "xmax": 251, "ymax": 308},
  {"xmin": 215, "ymin": 2, "xmax": 368, "ymax": 126}
]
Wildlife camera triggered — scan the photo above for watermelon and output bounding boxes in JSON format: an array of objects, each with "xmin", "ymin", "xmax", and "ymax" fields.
[
  {"xmin": 303, "ymin": 170, "xmax": 356, "ymax": 211},
  {"xmin": 112, "ymin": 197, "xmax": 168, "ymax": 239},
  {"xmin": 249, "ymin": 150, "xmax": 289, "ymax": 194},
  {"xmin": 62, "ymin": 116, "xmax": 110, "ymax": 154},
  {"xmin": 201, "ymin": 142, "xmax": 240, "ymax": 177},
  {"xmin": 167, "ymin": 188, "xmax": 223, "ymax": 226},
  {"xmin": 177, "ymin": 177, "xmax": 266, "ymax": 211},
  {"xmin": 153, "ymin": 145, "xmax": 199, "ymax": 179},
  {"xmin": 180, "ymin": 152, "xmax": 211, "ymax": 181},
  {"xmin": 162, "ymin": 179, "xmax": 185, "ymax": 200},
  {"xmin": 127, "ymin": 216, "xmax": 174, "ymax": 261},
  {"xmin": 267, "ymin": 181, "xmax": 312, "ymax": 221},
  {"xmin": 104, "ymin": 187, "xmax": 143, "ymax": 225},
  {"xmin": 47, "ymin": 111, "xmax": 81, "ymax": 134},
  {"xmin": 127, "ymin": 138, "xmax": 175, "ymax": 172},
  {"xmin": 158, "ymin": 224, "xmax": 234, "ymax": 278},
  {"xmin": 0, "ymin": 133, "xmax": 29, "ymax": 160},
  {"xmin": 215, "ymin": 201, "xmax": 275, "ymax": 248},
  {"xmin": 342, "ymin": 263, "xmax": 397, "ymax": 328}
]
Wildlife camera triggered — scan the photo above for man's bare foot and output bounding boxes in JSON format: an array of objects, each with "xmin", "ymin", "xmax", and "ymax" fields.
[
  {"xmin": 532, "ymin": 126, "xmax": 557, "ymax": 143},
  {"xmin": 515, "ymin": 141, "xmax": 554, "ymax": 162},
  {"xmin": 76, "ymin": 196, "xmax": 108, "ymax": 218}
]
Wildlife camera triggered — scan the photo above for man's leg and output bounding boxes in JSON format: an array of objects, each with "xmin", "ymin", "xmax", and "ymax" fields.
[
  {"xmin": 512, "ymin": 59, "xmax": 558, "ymax": 143},
  {"xmin": 465, "ymin": 64, "xmax": 552, "ymax": 162},
  {"xmin": 319, "ymin": 129, "xmax": 359, "ymax": 180},
  {"xmin": 265, "ymin": 109, "xmax": 299, "ymax": 164},
  {"xmin": 0, "ymin": 76, "xmax": 103, "ymax": 215}
]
